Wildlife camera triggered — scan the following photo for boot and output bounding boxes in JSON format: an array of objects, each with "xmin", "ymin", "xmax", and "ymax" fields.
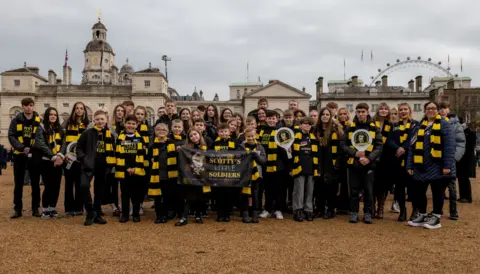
[
  {"xmin": 449, "ymin": 202, "xmax": 459, "ymax": 220},
  {"xmin": 377, "ymin": 196, "xmax": 385, "ymax": 219},
  {"xmin": 251, "ymin": 210, "xmax": 259, "ymax": 223},
  {"xmin": 293, "ymin": 210, "xmax": 304, "ymax": 222},
  {"xmin": 398, "ymin": 207, "xmax": 407, "ymax": 222},
  {"xmin": 242, "ymin": 211, "xmax": 251, "ymax": 223}
]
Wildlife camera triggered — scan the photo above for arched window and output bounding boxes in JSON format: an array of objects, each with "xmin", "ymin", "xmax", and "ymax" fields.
[
  {"xmin": 96, "ymin": 30, "xmax": 100, "ymax": 39},
  {"xmin": 9, "ymin": 106, "xmax": 23, "ymax": 119}
]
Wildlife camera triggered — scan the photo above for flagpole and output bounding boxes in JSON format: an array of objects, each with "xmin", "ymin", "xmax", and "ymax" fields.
[{"xmin": 343, "ymin": 58, "xmax": 346, "ymax": 81}]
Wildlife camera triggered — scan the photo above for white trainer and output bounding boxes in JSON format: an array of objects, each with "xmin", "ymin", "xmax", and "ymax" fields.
[
  {"xmin": 259, "ymin": 210, "xmax": 271, "ymax": 218},
  {"xmin": 274, "ymin": 211, "xmax": 284, "ymax": 220}
]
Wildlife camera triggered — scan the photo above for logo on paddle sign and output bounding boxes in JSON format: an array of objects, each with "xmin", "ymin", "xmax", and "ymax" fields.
[
  {"xmin": 351, "ymin": 129, "xmax": 372, "ymax": 151},
  {"xmin": 274, "ymin": 127, "xmax": 295, "ymax": 159}
]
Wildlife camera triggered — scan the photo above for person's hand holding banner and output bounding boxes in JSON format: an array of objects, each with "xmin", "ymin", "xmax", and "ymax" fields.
[{"xmin": 274, "ymin": 127, "xmax": 295, "ymax": 159}]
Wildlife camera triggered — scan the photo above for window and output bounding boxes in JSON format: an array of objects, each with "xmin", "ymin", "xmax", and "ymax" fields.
[
  {"xmin": 35, "ymin": 82, "xmax": 38, "ymax": 87},
  {"xmin": 346, "ymin": 104, "xmax": 353, "ymax": 112},
  {"xmin": 63, "ymin": 103, "xmax": 69, "ymax": 107},
  {"xmin": 44, "ymin": 103, "xmax": 50, "ymax": 108},
  {"xmin": 105, "ymin": 59, "xmax": 108, "ymax": 64},
  {"xmin": 145, "ymin": 80, "xmax": 151, "ymax": 87},
  {"xmin": 443, "ymin": 96, "xmax": 449, "ymax": 102},
  {"xmin": 236, "ymin": 90, "xmax": 240, "ymax": 99},
  {"xmin": 92, "ymin": 75, "xmax": 100, "ymax": 80},
  {"xmin": 472, "ymin": 96, "xmax": 478, "ymax": 105},
  {"xmin": 99, "ymin": 103, "xmax": 105, "ymax": 107},
  {"xmin": 414, "ymin": 104, "xmax": 421, "ymax": 112},
  {"xmin": 372, "ymin": 104, "xmax": 378, "ymax": 112},
  {"xmin": 14, "ymin": 80, "xmax": 20, "ymax": 86}
]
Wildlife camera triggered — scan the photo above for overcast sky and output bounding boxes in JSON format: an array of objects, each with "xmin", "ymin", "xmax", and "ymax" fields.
[{"xmin": 0, "ymin": 0, "xmax": 477, "ymax": 100}]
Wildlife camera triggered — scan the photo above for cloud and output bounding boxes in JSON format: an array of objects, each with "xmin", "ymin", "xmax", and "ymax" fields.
[{"xmin": 0, "ymin": 0, "xmax": 477, "ymax": 101}]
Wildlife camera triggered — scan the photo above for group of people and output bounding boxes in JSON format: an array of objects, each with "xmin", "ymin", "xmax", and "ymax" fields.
[{"xmin": 7, "ymin": 96, "xmax": 477, "ymax": 229}]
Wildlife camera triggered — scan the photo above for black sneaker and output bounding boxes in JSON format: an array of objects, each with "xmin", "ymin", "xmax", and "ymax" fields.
[
  {"xmin": 304, "ymin": 212, "xmax": 313, "ymax": 222},
  {"xmin": 449, "ymin": 211, "xmax": 459, "ymax": 221},
  {"xmin": 293, "ymin": 210, "xmax": 304, "ymax": 222},
  {"xmin": 323, "ymin": 211, "xmax": 335, "ymax": 219},
  {"xmin": 349, "ymin": 212, "xmax": 358, "ymax": 223},
  {"xmin": 32, "ymin": 209, "xmax": 41, "ymax": 217},
  {"xmin": 363, "ymin": 213, "xmax": 373, "ymax": 224},
  {"xmin": 93, "ymin": 216, "xmax": 107, "ymax": 225},
  {"xmin": 407, "ymin": 214, "xmax": 427, "ymax": 227},
  {"xmin": 132, "ymin": 216, "xmax": 141, "ymax": 223},
  {"xmin": 195, "ymin": 217, "xmax": 204, "ymax": 224},
  {"xmin": 423, "ymin": 214, "xmax": 441, "ymax": 229},
  {"xmin": 242, "ymin": 212, "xmax": 251, "ymax": 223},
  {"xmin": 119, "ymin": 215, "xmax": 129, "ymax": 223},
  {"xmin": 10, "ymin": 210, "xmax": 22, "ymax": 219},
  {"xmin": 251, "ymin": 211, "xmax": 259, "ymax": 224},
  {"xmin": 175, "ymin": 218, "xmax": 188, "ymax": 226},
  {"xmin": 84, "ymin": 212, "xmax": 95, "ymax": 226},
  {"xmin": 154, "ymin": 216, "xmax": 168, "ymax": 224}
]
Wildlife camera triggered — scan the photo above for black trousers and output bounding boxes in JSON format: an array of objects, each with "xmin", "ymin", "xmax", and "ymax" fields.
[
  {"xmin": 263, "ymin": 169, "xmax": 288, "ymax": 212},
  {"xmin": 414, "ymin": 178, "xmax": 448, "ymax": 215},
  {"xmin": 213, "ymin": 187, "xmax": 240, "ymax": 217},
  {"xmin": 154, "ymin": 180, "xmax": 177, "ymax": 217},
  {"xmin": 102, "ymin": 172, "xmax": 119, "ymax": 207},
  {"xmin": 251, "ymin": 180, "xmax": 261, "ymax": 211},
  {"xmin": 41, "ymin": 161, "xmax": 63, "ymax": 209},
  {"xmin": 120, "ymin": 175, "xmax": 143, "ymax": 217},
  {"xmin": 394, "ymin": 169, "xmax": 416, "ymax": 211},
  {"xmin": 180, "ymin": 186, "xmax": 205, "ymax": 218},
  {"xmin": 349, "ymin": 168, "xmax": 374, "ymax": 214},
  {"xmin": 285, "ymin": 175, "xmax": 294, "ymax": 209},
  {"xmin": 64, "ymin": 162, "xmax": 83, "ymax": 212},
  {"xmin": 336, "ymin": 167, "xmax": 350, "ymax": 211},
  {"xmin": 80, "ymin": 167, "xmax": 107, "ymax": 214},
  {"xmin": 457, "ymin": 172, "xmax": 472, "ymax": 201},
  {"xmin": 13, "ymin": 154, "xmax": 40, "ymax": 212},
  {"xmin": 315, "ymin": 171, "xmax": 339, "ymax": 214}
]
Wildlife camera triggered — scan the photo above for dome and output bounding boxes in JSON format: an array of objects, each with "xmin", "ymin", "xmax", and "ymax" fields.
[
  {"xmin": 84, "ymin": 40, "xmax": 114, "ymax": 53},
  {"xmin": 92, "ymin": 21, "xmax": 107, "ymax": 30},
  {"xmin": 120, "ymin": 63, "xmax": 134, "ymax": 74},
  {"xmin": 192, "ymin": 91, "xmax": 200, "ymax": 101}
]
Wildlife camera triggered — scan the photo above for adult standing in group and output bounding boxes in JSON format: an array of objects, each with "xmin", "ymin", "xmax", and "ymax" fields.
[
  {"xmin": 326, "ymin": 102, "xmax": 339, "ymax": 119},
  {"xmin": 336, "ymin": 107, "xmax": 351, "ymax": 215},
  {"xmin": 122, "ymin": 101, "xmax": 135, "ymax": 115},
  {"xmin": 61, "ymin": 102, "xmax": 90, "ymax": 217},
  {"xmin": 204, "ymin": 104, "xmax": 220, "ymax": 141},
  {"xmin": 341, "ymin": 103, "xmax": 383, "ymax": 224},
  {"xmin": 388, "ymin": 103, "xmax": 419, "ymax": 221},
  {"xmin": 157, "ymin": 107, "xmax": 166, "ymax": 120},
  {"xmin": 309, "ymin": 110, "xmax": 318, "ymax": 125},
  {"xmin": 156, "ymin": 99, "xmax": 179, "ymax": 129},
  {"xmin": 288, "ymin": 100, "xmax": 299, "ymax": 111},
  {"xmin": 407, "ymin": 101, "xmax": 455, "ymax": 229},
  {"xmin": 457, "ymin": 121, "xmax": 477, "ymax": 203},
  {"xmin": 247, "ymin": 98, "xmax": 270, "ymax": 121},
  {"xmin": 439, "ymin": 102, "xmax": 465, "ymax": 220},
  {"xmin": 8, "ymin": 98, "xmax": 42, "ymax": 218}
]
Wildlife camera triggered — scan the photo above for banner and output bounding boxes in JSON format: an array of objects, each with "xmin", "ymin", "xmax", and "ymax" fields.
[{"xmin": 178, "ymin": 148, "xmax": 253, "ymax": 187}]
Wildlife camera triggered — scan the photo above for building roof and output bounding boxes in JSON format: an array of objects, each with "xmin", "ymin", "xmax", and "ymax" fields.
[
  {"xmin": 84, "ymin": 40, "xmax": 114, "ymax": 53},
  {"xmin": 244, "ymin": 80, "xmax": 311, "ymax": 98},
  {"xmin": 327, "ymin": 80, "xmax": 349, "ymax": 85},
  {"xmin": 229, "ymin": 82, "xmax": 263, "ymax": 87},
  {"xmin": 92, "ymin": 21, "xmax": 107, "ymax": 31},
  {"xmin": 431, "ymin": 76, "xmax": 472, "ymax": 82},
  {"xmin": 1, "ymin": 66, "xmax": 48, "ymax": 82}
]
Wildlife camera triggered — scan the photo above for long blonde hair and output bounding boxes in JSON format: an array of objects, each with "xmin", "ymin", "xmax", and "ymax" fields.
[
  {"xmin": 184, "ymin": 129, "xmax": 206, "ymax": 149},
  {"xmin": 397, "ymin": 103, "xmax": 413, "ymax": 121},
  {"xmin": 373, "ymin": 102, "xmax": 390, "ymax": 122},
  {"xmin": 111, "ymin": 104, "xmax": 126, "ymax": 125},
  {"xmin": 390, "ymin": 107, "xmax": 399, "ymax": 124}
]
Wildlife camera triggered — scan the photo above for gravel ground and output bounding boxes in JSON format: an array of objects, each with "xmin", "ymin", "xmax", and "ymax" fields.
[{"xmin": 0, "ymin": 167, "xmax": 479, "ymax": 274}]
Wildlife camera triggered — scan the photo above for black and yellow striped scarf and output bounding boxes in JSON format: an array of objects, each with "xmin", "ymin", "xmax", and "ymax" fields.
[
  {"xmin": 214, "ymin": 137, "xmax": 236, "ymax": 151},
  {"xmin": 115, "ymin": 132, "xmax": 145, "ymax": 179},
  {"xmin": 137, "ymin": 120, "xmax": 151, "ymax": 167},
  {"xmin": 93, "ymin": 125, "xmax": 116, "ymax": 166},
  {"xmin": 413, "ymin": 115, "xmax": 443, "ymax": 164},
  {"xmin": 339, "ymin": 120, "xmax": 350, "ymax": 129},
  {"xmin": 397, "ymin": 119, "xmax": 412, "ymax": 167},
  {"xmin": 47, "ymin": 128, "xmax": 62, "ymax": 155},
  {"xmin": 261, "ymin": 129, "xmax": 278, "ymax": 173},
  {"xmin": 346, "ymin": 121, "xmax": 377, "ymax": 165},
  {"xmin": 291, "ymin": 132, "xmax": 319, "ymax": 176},
  {"xmin": 375, "ymin": 120, "xmax": 391, "ymax": 144},
  {"xmin": 169, "ymin": 133, "xmax": 185, "ymax": 142},
  {"xmin": 113, "ymin": 120, "xmax": 124, "ymax": 135},
  {"xmin": 330, "ymin": 130, "xmax": 340, "ymax": 166},
  {"xmin": 65, "ymin": 121, "xmax": 86, "ymax": 144},
  {"xmin": 242, "ymin": 143, "xmax": 261, "ymax": 195},
  {"xmin": 14, "ymin": 114, "xmax": 41, "ymax": 154},
  {"xmin": 149, "ymin": 138, "xmax": 178, "ymax": 196}
]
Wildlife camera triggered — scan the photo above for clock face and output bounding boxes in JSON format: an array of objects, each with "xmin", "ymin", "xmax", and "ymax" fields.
[{"xmin": 92, "ymin": 57, "xmax": 99, "ymax": 65}]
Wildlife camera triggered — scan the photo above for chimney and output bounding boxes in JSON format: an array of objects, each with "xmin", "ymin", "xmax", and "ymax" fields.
[
  {"xmin": 375, "ymin": 80, "xmax": 381, "ymax": 87},
  {"xmin": 316, "ymin": 77, "xmax": 324, "ymax": 96},
  {"xmin": 351, "ymin": 75, "xmax": 358, "ymax": 86},
  {"xmin": 56, "ymin": 79, "xmax": 62, "ymax": 85},
  {"xmin": 48, "ymin": 70, "xmax": 56, "ymax": 85},
  {"xmin": 381, "ymin": 75, "xmax": 388, "ymax": 87},
  {"xmin": 415, "ymin": 75, "xmax": 422, "ymax": 92},
  {"xmin": 408, "ymin": 79, "xmax": 415, "ymax": 91},
  {"xmin": 63, "ymin": 65, "xmax": 68, "ymax": 85},
  {"xmin": 68, "ymin": 66, "xmax": 72, "ymax": 85}
]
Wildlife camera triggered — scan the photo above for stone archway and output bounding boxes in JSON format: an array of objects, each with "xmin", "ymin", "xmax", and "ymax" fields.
[{"xmin": 9, "ymin": 106, "xmax": 22, "ymax": 119}]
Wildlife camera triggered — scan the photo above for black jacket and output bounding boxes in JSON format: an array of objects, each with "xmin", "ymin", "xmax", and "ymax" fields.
[
  {"xmin": 8, "ymin": 112, "xmax": 39, "ymax": 153},
  {"xmin": 34, "ymin": 124, "xmax": 66, "ymax": 160},
  {"xmin": 76, "ymin": 127, "xmax": 113, "ymax": 173}
]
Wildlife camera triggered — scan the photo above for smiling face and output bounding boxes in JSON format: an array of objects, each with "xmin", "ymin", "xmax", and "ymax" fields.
[
  {"xmin": 94, "ymin": 113, "xmax": 107, "ymax": 128},
  {"xmin": 154, "ymin": 125, "xmax": 168, "ymax": 139},
  {"xmin": 222, "ymin": 109, "xmax": 232, "ymax": 121},
  {"xmin": 338, "ymin": 109, "xmax": 348, "ymax": 122},
  {"xmin": 180, "ymin": 109, "xmax": 190, "ymax": 121},
  {"xmin": 125, "ymin": 120, "xmax": 138, "ymax": 134},
  {"xmin": 289, "ymin": 100, "xmax": 298, "ymax": 110},
  {"xmin": 189, "ymin": 130, "xmax": 201, "ymax": 144},
  {"xmin": 245, "ymin": 131, "xmax": 256, "ymax": 144},
  {"xmin": 228, "ymin": 120, "xmax": 237, "ymax": 133},
  {"xmin": 172, "ymin": 122, "xmax": 184, "ymax": 135},
  {"xmin": 321, "ymin": 109, "xmax": 331, "ymax": 124},
  {"xmin": 295, "ymin": 112, "xmax": 304, "ymax": 121},
  {"xmin": 218, "ymin": 128, "xmax": 230, "ymax": 139},
  {"xmin": 135, "ymin": 109, "xmax": 145, "ymax": 123},
  {"xmin": 257, "ymin": 109, "xmax": 266, "ymax": 121},
  {"xmin": 75, "ymin": 103, "xmax": 85, "ymax": 118},
  {"xmin": 115, "ymin": 106, "xmax": 125, "ymax": 120},
  {"xmin": 425, "ymin": 103, "xmax": 439, "ymax": 120},
  {"xmin": 157, "ymin": 108, "xmax": 166, "ymax": 117},
  {"xmin": 192, "ymin": 110, "xmax": 201, "ymax": 121},
  {"xmin": 398, "ymin": 105, "xmax": 410, "ymax": 120},
  {"xmin": 266, "ymin": 115, "xmax": 277, "ymax": 127}
]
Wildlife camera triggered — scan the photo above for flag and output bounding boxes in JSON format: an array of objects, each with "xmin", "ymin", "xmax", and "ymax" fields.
[
  {"xmin": 64, "ymin": 49, "xmax": 68, "ymax": 68},
  {"xmin": 361, "ymin": 49, "xmax": 364, "ymax": 61},
  {"xmin": 461, "ymin": 58, "xmax": 463, "ymax": 72},
  {"xmin": 370, "ymin": 50, "xmax": 373, "ymax": 61}
]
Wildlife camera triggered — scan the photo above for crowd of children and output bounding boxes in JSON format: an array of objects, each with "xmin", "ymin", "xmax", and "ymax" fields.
[{"xmin": 7, "ymin": 97, "xmax": 477, "ymax": 230}]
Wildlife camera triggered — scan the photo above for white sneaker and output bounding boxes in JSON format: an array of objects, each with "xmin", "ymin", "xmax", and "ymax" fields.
[
  {"xmin": 259, "ymin": 210, "xmax": 271, "ymax": 218},
  {"xmin": 391, "ymin": 201, "xmax": 400, "ymax": 213},
  {"xmin": 274, "ymin": 211, "xmax": 284, "ymax": 220},
  {"xmin": 139, "ymin": 204, "xmax": 144, "ymax": 216},
  {"xmin": 129, "ymin": 207, "xmax": 133, "ymax": 216}
]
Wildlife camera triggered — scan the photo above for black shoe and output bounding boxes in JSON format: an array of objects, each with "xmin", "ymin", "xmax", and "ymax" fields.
[
  {"xmin": 113, "ymin": 209, "xmax": 120, "ymax": 217},
  {"xmin": 216, "ymin": 216, "xmax": 224, "ymax": 222},
  {"xmin": 449, "ymin": 211, "xmax": 459, "ymax": 220},
  {"xmin": 84, "ymin": 212, "xmax": 95, "ymax": 226},
  {"xmin": 175, "ymin": 218, "xmax": 188, "ymax": 226},
  {"xmin": 457, "ymin": 198, "xmax": 470, "ymax": 203},
  {"xmin": 242, "ymin": 211, "xmax": 251, "ymax": 223},
  {"xmin": 349, "ymin": 212, "xmax": 358, "ymax": 223},
  {"xmin": 195, "ymin": 217, "xmax": 204, "ymax": 224},
  {"xmin": 363, "ymin": 213, "xmax": 373, "ymax": 224},
  {"xmin": 398, "ymin": 208, "xmax": 407, "ymax": 222},
  {"xmin": 251, "ymin": 211, "xmax": 259, "ymax": 223},
  {"xmin": 93, "ymin": 216, "xmax": 107, "ymax": 225},
  {"xmin": 407, "ymin": 213, "xmax": 428, "ymax": 227},
  {"xmin": 99, "ymin": 210, "xmax": 105, "ymax": 217},
  {"xmin": 423, "ymin": 214, "xmax": 441, "ymax": 229},
  {"xmin": 223, "ymin": 216, "xmax": 231, "ymax": 222},
  {"xmin": 293, "ymin": 210, "xmax": 304, "ymax": 222},
  {"xmin": 32, "ymin": 209, "xmax": 41, "ymax": 217},
  {"xmin": 409, "ymin": 208, "xmax": 419, "ymax": 221},
  {"xmin": 155, "ymin": 216, "xmax": 168, "ymax": 224},
  {"xmin": 167, "ymin": 211, "xmax": 177, "ymax": 220},
  {"xmin": 315, "ymin": 211, "xmax": 325, "ymax": 219},
  {"xmin": 323, "ymin": 211, "xmax": 335, "ymax": 220},
  {"xmin": 119, "ymin": 215, "xmax": 129, "ymax": 223},
  {"xmin": 10, "ymin": 210, "xmax": 22, "ymax": 219},
  {"xmin": 305, "ymin": 212, "xmax": 313, "ymax": 222},
  {"xmin": 132, "ymin": 216, "xmax": 141, "ymax": 223}
]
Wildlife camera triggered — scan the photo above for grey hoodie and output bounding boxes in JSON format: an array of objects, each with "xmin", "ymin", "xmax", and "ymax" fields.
[{"xmin": 447, "ymin": 115, "xmax": 466, "ymax": 162}]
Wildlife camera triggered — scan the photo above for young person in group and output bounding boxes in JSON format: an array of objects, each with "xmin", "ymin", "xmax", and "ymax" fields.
[
  {"xmin": 372, "ymin": 103, "xmax": 392, "ymax": 219},
  {"xmin": 35, "ymin": 107, "xmax": 66, "ymax": 219},
  {"xmin": 227, "ymin": 118, "xmax": 239, "ymax": 140},
  {"xmin": 279, "ymin": 109, "xmax": 297, "ymax": 213},
  {"xmin": 256, "ymin": 108, "xmax": 267, "ymax": 130},
  {"xmin": 439, "ymin": 102, "xmax": 465, "ymax": 220},
  {"xmin": 335, "ymin": 107, "xmax": 351, "ymax": 215},
  {"xmin": 314, "ymin": 108, "xmax": 344, "ymax": 219},
  {"xmin": 197, "ymin": 105, "xmax": 206, "ymax": 117},
  {"xmin": 240, "ymin": 128, "xmax": 266, "ymax": 223},
  {"xmin": 388, "ymin": 106, "xmax": 401, "ymax": 214},
  {"xmin": 388, "ymin": 103, "xmax": 419, "ymax": 221},
  {"xmin": 193, "ymin": 118, "xmax": 213, "ymax": 149},
  {"xmin": 233, "ymin": 113, "xmax": 246, "ymax": 134},
  {"xmin": 134, "ymin": 106, "xmax": 153, "ymax": 216},
  {"xmin": 407, "ymin": 101, "xmax": 455, "ymax": 229},
  {"xmin": 280, "ymin": 109, "xmax": 296, "ymax": 130},
  {"xmin": 174, "ymin": 128, "xmax": 209, "ymax": 226},
  {"xmin": 220, "ymin": 108, "xmax": 233, "ymax": 124},
  {"xmin": 291, "ymin": 117, "xmax": 320, "ymax": 222},
  {"xmin": 293, "ymin": 110, "xmax": 306, "ymax": 124},
  {"xmin": 149, "ymin": 123, "xmax": 179, "ymax": 223},
  {"xmin": 76, "ymin": 109, "xmax": 116, "ymax": 226},
  {"xmin": 156, "ymin": 99, "xmax": 179, "ymax": 129},
  {"xmin": 169, "ymin": 119, "xmax": 186, "ymax": 218},
  {"xmin": 247, "ymin": 97, "xmax": 269, "ymax": 121},
  {"xmin": 390, "ymin": 107, "xmax": 399, "ymax": 124},
  {"xmin": 191, "ymin": 109, "xmax": 202, "ymax": 123},
  {"xmin": 112, "ymin": 104, "xmax": 126, "ymax": 135},
  {"xmin": 61, "ymin": 102, "xmax": 90, "ymax": 217},
  {"xmin": 341, "ymin": 103, "xmax": 383, "ymax": 224},
  {"xmin": 326, "ymin": 102, "xmax": 339, "ymax": 119},
  {"xmin": 157, "ymin": 107, "xmax": 166, "ymax": 119},
  {"xmin": 258, "ymin": 110, "xmax": 290, "ymax": 220},
  {"xmin": 204, "ymin": 104, "xmax": 219, "ymax": 141},
  {"xmin": 115, "ymin": 114, "xmax": 146, "ymax": 223},
  {"xmin": 212, "ymin": 123, "xmax": 240, "ymax": 222},
  {"xmin": 179, "ymin": 108, "xmax": 192, "ymax": 133},
  {"xmin": 236, "ymin": 116, "xmax": 257, "ymax": 146},
  {"xmin": 8, "ymin": 98, "xmax": 42, "ymax": 218},
  {"xmin": 309, "ymin": 110, "xmax": 319, "ymax": 125},
  {"xmin": 170, "ymin": 119, "xmax": 186, "ymax": 145},
  {"xmin": 122, "ymin": 101, "xmax": 135, "ymax": 115}
]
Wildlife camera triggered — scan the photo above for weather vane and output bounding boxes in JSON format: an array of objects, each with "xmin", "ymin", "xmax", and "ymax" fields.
[{"xmin": 97, "ymin": 9, "xmax": 102, "ymax": 22}]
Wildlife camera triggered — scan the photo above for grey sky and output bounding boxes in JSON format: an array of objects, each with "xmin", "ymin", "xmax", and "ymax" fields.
[{"xmin": 0, "ymin": 0, "xmax": 477, "ymax": 100}]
